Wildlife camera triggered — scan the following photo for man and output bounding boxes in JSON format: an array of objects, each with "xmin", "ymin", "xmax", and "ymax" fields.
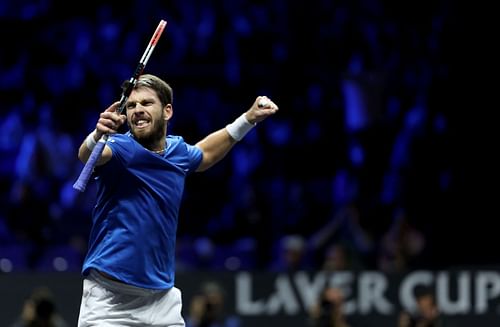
[
  {"xmin": 186, "ymin": 281, "xmax": 241, "ymax": 327},
  {"xmin": 76, "ymin": 74, "xmax": 278, "ymax": 326},
  {"xmin": 307, "ymin": 285, "xmax": 351, "ymax": 327},
  {"xmin": 10, "ymin": 286, "xmax": 68, "ymax": 327},
  {"xmin": 398, "ymin": 288, "xmax": 446, "ymax": 327}
]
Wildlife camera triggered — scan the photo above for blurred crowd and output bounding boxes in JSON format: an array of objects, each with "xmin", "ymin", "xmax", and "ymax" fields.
[{"xmin": 0, "ymin": 1, "xmax": 459, "ymax": 274}]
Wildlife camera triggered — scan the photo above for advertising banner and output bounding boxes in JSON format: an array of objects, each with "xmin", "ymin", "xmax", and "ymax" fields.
[{"xmin": 1, "ymin": 269, "xmax": 500, "ymax": 326}]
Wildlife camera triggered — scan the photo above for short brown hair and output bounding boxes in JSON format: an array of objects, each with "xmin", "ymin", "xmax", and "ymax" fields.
[{"xmin": 122, "ymin": 74, "xmax": 173, "ymax": 107}]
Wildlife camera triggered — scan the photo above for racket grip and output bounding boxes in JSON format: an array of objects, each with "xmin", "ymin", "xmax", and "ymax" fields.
[{"xmin": 73, "ymin": 137, "xmax": 107, "ymax": 192}]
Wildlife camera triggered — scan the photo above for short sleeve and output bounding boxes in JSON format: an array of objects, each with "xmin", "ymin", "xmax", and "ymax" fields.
[{"xmin": 185, "ymin": 142, "xmax": 203, "ymax": 173}]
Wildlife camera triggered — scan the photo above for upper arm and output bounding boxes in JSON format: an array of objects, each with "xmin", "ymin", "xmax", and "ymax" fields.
[
  {"xmin": 195, "ymin": 128, "xmax": 236, "ymax": 172},
  {"xmin": 195, "ymin": 145, "xmax": 208, "ymax": 172}
]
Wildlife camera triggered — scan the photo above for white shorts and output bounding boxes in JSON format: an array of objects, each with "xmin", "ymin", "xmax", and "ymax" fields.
[{"xmin": 78, "ymin": 270, "xmax": 185, "ymax": 326}]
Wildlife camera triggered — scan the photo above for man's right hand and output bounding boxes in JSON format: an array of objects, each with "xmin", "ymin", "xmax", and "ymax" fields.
[{"xmin": 95, "ymin": 101, "xmax": 127, "ymax": 139}]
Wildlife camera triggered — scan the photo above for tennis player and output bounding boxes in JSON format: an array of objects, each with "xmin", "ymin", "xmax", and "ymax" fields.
[{"xmin": 76, "ymin": 74, "xmax": 278, "ymax": 326}]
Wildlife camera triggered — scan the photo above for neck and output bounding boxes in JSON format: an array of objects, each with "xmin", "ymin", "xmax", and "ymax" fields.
[
  {"xmin": 150, "ymin": 147, "xmax": 165, "ymax": 154},
  {"xmin": 132, "ymin": 135, "xmax": 166, "ymax": 153},
  {"xmin": 146, "ymin": 140, "xmax": 166, "ymax": 153}
]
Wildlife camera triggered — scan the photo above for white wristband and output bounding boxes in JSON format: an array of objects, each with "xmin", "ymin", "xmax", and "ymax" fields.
[
  {"xmin": 85, "ymin": 131, "xmax": 97, "ymax": 150},
  {"xmin": 226, "ymin": 113, "xmax": 255, "ymax": 141}
]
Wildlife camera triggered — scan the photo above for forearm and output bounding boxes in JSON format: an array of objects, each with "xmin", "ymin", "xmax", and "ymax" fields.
[
  {"xmin": 78, "ymin": 130, "xmax": 99, "ymax": 163},
  {"xmin": 195, "ymin": 128, "xmax": 237, "ymax": 171},
  {"xmin": 77, "ymin": 130, "xmax": 112, "ymax": 166},
  {"xmin": 194, "ymin": 96, "xmax": 278, "ymax": 171}
]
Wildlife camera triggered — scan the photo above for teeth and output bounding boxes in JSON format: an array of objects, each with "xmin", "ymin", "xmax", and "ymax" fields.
[{"xmin": 136, "ymin": 120, "xmax": 148, "ymax": 126}]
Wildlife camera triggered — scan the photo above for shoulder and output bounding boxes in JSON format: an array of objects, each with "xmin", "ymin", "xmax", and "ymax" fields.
[
  {"xmin": 105, "ymin": 133, "xmax": 138, "ymax": 162},
  {"xmin": 166, "ymin": 135, "xmax": 202, "ymax": 171},
  {"xmin": 107, "ymin": 133, "xmax": 136, "ymax": 149},
  {"xmin": 109, "ymin": 132, "xmax": 134, "ymax": 143},
  {"xmin": 166, "ymin": 135, "xmax": 195, "ymax": 152},
  {"xmin": 166, "ymin": 134, "xmax": 186, "ymax": 145}
]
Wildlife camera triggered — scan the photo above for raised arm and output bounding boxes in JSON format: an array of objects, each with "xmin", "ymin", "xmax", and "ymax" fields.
[
  {"xmin": 78, "ymin": 101, "xmax": 127, "ymax": 165},
  {"xmin": 195, "ymin": 96, "xmax": 278, "ymax": 172}
]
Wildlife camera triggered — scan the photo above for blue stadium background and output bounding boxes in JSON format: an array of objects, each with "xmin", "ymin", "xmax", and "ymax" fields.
[{"xmin": 0, "ymin": 0, "xmax": 497, "ymax": 325}]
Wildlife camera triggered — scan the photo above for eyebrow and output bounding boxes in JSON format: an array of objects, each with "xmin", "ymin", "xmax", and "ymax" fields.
[{"xmin": 126, "ymin": 96, "xmax": 156, "ymax": 105}]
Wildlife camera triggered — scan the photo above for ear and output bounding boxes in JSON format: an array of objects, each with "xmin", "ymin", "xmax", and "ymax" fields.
[{"xmin": 164, "ymin": 104, "xmax": 173, "ymax": 121}]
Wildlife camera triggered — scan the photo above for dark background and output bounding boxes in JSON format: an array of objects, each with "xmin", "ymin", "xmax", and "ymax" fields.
[
  {"xmin": 0, "ymin": 0, "xmax": 497, "ymax": 299},
  {"xmin": 1, "ymin": 1, "xmax": 499, "ymax": 326}
]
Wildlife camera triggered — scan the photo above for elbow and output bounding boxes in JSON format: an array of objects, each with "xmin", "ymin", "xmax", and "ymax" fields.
[
  {"xmin": 196, "ymin": 160, "xmax": 213, "ymax": 172},
  {"xmin": 196, "ymin": 164, "xmax": 208, "ymax": 172},
  {"xmin": 77, "ymin": 147, "xmax": 88, "ymax": 164},
  {"xmin": 77, "ymin": 154, "xmax": 86, "ymax": 164}
]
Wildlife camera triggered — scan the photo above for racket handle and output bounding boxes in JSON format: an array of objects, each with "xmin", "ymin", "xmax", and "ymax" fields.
[{"xmin": 72, "ymin": 135, "xmax": 108, "ymax": 192}]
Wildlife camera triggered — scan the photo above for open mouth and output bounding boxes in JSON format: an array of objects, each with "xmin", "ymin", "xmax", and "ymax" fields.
[{"xmin": 133, "ymin": 119, "xmax": 151, "ymax": 130}]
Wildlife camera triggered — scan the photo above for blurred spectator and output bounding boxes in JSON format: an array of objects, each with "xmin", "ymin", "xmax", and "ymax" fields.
[
  {"xmin": 398, "ymin": 288, "xmax": 448, "ymax": 327},
  {"xmin": 307, "ymin": 286, "xmax": 351, "ymax": 327},
  {"xmin": 186, "ymin": 281, "xmax": 240, "ymax": 327},
  {"xmin": 10, "ymin": 286, "xmax": 68, "ymax": 327},
  {"xmin": 377, "ymin": 207, "xmax": 426, "ymax": 273},
  {"xmin": 321, "ymin": 242, "xmax": 358, "ymax": 273},
  {"xmin": 309, "ymin": 203, "xmax": 375, "ymax": 270},
  {"xmin": 269, "ymin": 234, "xmax": 313, "ymax": 272}
]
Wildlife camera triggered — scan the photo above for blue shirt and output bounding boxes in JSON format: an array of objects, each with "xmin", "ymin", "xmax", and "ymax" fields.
[{"xmin": 82, "ymin": 132, "xmax": 203, "ymax": 290}]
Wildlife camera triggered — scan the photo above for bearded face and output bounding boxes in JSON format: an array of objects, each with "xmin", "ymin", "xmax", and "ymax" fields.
[
  {"xmin": 130, "ymin": 109, "xmax": 166, "ymax": 146},
  {"xmin": 126, "ymin": 87, "xmax": 170, "ymax": 149}
]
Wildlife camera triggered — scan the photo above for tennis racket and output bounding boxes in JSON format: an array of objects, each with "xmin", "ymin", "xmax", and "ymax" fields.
[{"xmin": 73, "ymin": 19, "xmax": 167, "ymax": 192}]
